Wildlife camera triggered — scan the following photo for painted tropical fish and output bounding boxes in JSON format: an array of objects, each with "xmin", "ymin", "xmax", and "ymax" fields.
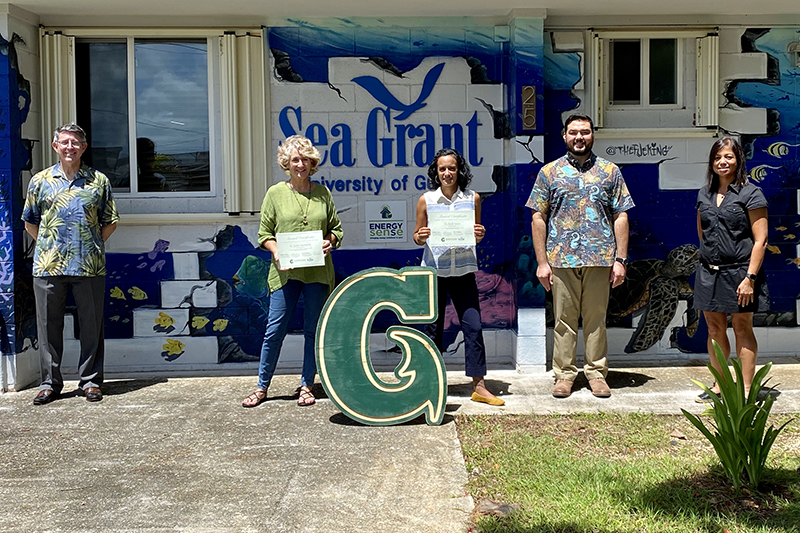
[
  {"xmin": 786, "ymin": 257, "xmax": 800, "ymax": 267},
  {"xmin": 110, "ymin": 286, "xmax": 126, "ymax": 300},
  {"xmin": 162, "ymin": 339, "xmax": 185, "ymax": 361},
  {"xmin": 783, "ymin": 234, "xmax": 796, "ymax": 240},
  {"xmin": 351, "ymin": 63, "xmax": 445, "ymax": 120},
  {"xmin": 128, "ymin": 287, "xmax": 147, "ymax": 300},
  {"xmin": 155, "ymin": 312, "xmax": 175, "ymax": 328},
  {"xmin": 192, "ymin": 316, "xmax": 210, "ymax": 329},
  {"xmin": 749, "ymin": 165, "xmax": 780, "ymax": 182},
  {"xmin": 775, "ymin": 226, "xmax": 787, "ymax": 231},
  {"xmin": 764, "ymin": 141, "xmax": 800, "ymax": 158},
  {"xmin": 766, "ymin": 244, "xmax": 781, "ymax": 254},
  {"xmin": 212, "ymin": 319, "xmax": 229, "ymax": 332}
]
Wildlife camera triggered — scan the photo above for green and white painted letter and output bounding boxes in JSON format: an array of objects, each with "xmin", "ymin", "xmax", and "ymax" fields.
[{"xmin": 316, "ymin": 267, "xmax": 446, "ymax": 426}]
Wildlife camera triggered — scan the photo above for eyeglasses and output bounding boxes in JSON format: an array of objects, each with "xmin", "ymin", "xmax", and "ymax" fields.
[{"xmin": 57, "ymin": 140, "xmax": 85, "ymax": 147}]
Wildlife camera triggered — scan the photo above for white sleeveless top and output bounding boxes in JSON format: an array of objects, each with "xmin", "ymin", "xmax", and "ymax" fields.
[{"xmin": 421, "ymin": 188, "xmax": 478, "ymax": 277}]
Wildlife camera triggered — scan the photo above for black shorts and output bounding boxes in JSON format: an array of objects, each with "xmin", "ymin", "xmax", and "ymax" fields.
[{"xmin": 694, "ymin": 263, "xmax": 769, "ymax": 314}]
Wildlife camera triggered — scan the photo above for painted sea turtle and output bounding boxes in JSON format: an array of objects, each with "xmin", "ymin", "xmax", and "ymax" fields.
[{"xmin": 609, "ymin": 244, "xmax": 700, "ymax": 353}]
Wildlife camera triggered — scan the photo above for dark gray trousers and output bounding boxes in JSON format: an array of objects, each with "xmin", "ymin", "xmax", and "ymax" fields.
[{"xmin": 33, "ymin": 276, "xmax": 106, "ymax": 393}]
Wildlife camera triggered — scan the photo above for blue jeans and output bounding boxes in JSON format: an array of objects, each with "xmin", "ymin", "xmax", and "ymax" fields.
[{"xmin": 257, "ymin": 280, "xmax": 328, "ymax": 390}]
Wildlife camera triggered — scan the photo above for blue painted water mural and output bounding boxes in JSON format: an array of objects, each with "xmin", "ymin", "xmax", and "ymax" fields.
[
  {"xmin": 0, "ymin": 32, "xmax": 35, "ymax": 355},
  {"xmin": 269, "ymin": 21, "xmax": 505, "ymax": 84},
  {"xmin": 731, "ymin": 29, "xmax": 800, "ymax": 316}
]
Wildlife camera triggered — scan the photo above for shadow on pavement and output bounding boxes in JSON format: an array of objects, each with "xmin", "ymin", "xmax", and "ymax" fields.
[
  {"xmin": 102, "ymin": 378, "xmax": 169, "ymax": 396},
  {"xmin": 447, "ymin": 378, "xmax": 510, "ymax": 397},
  {"xmin": 328, "ymin": 411, "xmax": 458, "ymax": 426}
]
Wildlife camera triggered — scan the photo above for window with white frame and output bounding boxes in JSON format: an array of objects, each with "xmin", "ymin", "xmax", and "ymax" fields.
[
  {"xmin": 75, "ymin": 39, "xmax": 211, "ymax": 194},
  {"xmin": 40, "ymin": 29, "xmax": 269, "ymax": 215},
  {"xmin": 608, "ymin": 37, "xmax": 680, "ymax": 107},
  {"xmin": 586, "ymin": 30, "xmax": 719, "ymax": 130}
]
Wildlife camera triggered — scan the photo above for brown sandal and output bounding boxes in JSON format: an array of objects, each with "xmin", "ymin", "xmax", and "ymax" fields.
[
  {"xmin": 297, "ymin": 386, "xmax": 316, "ymax": 406},
  {"xmin": 242, "ymin": 389, "xmax": 267, "ymax": 408}
]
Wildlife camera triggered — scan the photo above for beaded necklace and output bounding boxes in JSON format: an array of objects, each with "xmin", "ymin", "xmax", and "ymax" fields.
[{"xmin": 288, "ymin": 182, "xmax": 311, "ymax": 225}]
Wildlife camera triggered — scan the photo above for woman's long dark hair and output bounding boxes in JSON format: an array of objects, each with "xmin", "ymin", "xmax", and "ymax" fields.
[
  {"xmin": 706, "ymin": 137, "xmax": 748, "ymax": 192},
  {"xmin": 427, "ymin": 148, "xmax": 473, "ymax": 191}
]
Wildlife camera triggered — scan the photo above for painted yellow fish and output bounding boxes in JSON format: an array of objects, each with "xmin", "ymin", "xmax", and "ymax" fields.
[
  {"xmin": 765, "ymin": 142, "xmax": 789, "ymax": 157},
  {"xmin": 766, "ymin": 245, "xmax": 781, "ymax": 254},
  {"xmin": 775, "ymin": 226, "xmax": 787, "ymax": 231},
  {"xmin": 212, "ymin": 319, "xmax": 229, "ymax": 332},
  {"xmin": 764, "ymin": 141, "xmax": 800, "ymax": 158},
  {"xmin": 787, "ymin": 257, "xmax": 800, "ymax": 267},
  {"xmin": 783, "ymin": 234, "xmax": 796, "ymax": 240},
  {"xmin": 749, "ymin": 165, "xmax": 780, "ymax": 182},
  {"xmin": 110, "ymin": 315, "xmax": 120, "ymax": 322},
  {"xmin": 192, "ymin": 316, "xmax": 210, "ymax": 329},
  {"xmin": 163, "ymin": 339, "xmax": 185, "ymax": 356},
  {"xmin": 128, "ymin": 287, "xmax": 148, "ymax": 300},
  {"xmin": 155, "ymin": 312, "xmax": 175, "ymax": 328},
  {"xmin": 110, "ymin": 286, "xmax": 126, "ymax": 300}
]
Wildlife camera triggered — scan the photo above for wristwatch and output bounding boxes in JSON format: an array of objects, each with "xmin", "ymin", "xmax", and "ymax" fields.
[
  {"xmin": 615, "ymin": 257, "xmax": 629, "ymax": 266},
  {"xmin": 745, "ymin": 272, "xmax": 757, "ymax": 281}
]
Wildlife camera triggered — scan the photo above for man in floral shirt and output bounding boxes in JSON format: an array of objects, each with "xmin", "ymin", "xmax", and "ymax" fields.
[
  {"xmin": 527, "ymin": 114, "xmax": 634, "ymax": 399},
  {"xmin": 22, "ymin": 123, "xmax": 119, "ymax": 405}
]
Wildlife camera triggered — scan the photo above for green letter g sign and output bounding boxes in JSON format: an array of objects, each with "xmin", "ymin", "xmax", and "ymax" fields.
[{"xmin": 316, "ymin": 267, "xmax": 446, "ymax": 426}]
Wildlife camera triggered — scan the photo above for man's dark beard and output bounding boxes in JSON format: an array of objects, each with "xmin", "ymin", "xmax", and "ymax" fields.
[{"xmin": 568, "ymin": 144, "xmax": 591, "ymax": 157}]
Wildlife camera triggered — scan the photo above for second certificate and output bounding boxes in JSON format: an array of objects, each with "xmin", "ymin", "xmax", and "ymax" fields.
[
  {"xmin": 276, "ymin": 230, "xmax": 325, "ymax": 269},
  {"xmin": 427, "ymin": 209, "xmax": 476, "ymax": 247}
]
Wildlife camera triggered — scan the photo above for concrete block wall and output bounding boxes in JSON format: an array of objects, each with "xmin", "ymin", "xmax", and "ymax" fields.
[
  {"xmin": 17, "ymin": 17, "xmax": 800, "ymax": 388},
  {"xmin": 270, "ymin": 54, "xmax": 505, "ymax": 252}
]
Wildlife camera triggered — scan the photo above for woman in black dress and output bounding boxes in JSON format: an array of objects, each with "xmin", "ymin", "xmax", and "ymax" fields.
[{"xmin": 694, "ymin": 137, "xmax": 768, "ymax": 402}]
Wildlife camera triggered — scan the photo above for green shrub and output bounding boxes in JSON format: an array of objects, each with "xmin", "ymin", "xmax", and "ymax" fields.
[{"xmin": 681, "ymin": 340, "xmax": 791, "ymax": 491}]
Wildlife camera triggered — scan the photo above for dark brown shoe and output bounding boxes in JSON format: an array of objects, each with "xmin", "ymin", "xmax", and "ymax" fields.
[
  {"xmin": 589, "ymin": 378, "xmax": 611, "ymax": 398},
  {"xmin": 552, "ymin": 379, "xmax": 573, "ymax": 398},
  {"xmin": 33, "ymin": 389, "xmax": 58, "ymax": 405},
  {"xmin": 83, "ymin": 387, "xmax": 103, "ymax": 402}
]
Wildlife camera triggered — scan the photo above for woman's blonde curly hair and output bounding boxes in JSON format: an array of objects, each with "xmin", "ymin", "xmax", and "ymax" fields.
[{"xmin": 277, "ymin": 135, "xmax": 321, "ymax": 177}]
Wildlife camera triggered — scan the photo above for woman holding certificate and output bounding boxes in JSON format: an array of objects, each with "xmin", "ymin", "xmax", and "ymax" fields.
[
  {"xmin": 413, "ymin": 148, "xmax": 504, "ymax": 407},
  {"xmin": 242, "ymin": 135, "xmax": 343, "ymax": 408}
]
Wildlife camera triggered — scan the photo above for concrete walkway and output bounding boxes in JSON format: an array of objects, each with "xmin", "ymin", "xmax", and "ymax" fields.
[
  {"xmin": 453, "ymin": 364, "xmax": 800, "ymax": 416},
  {"xmin": 2, "ymin": 363, "xmax": 799, "ymax": 532}
]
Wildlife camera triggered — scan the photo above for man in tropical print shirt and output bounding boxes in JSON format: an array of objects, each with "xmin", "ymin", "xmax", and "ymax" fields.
[
  {"xmin": 22, "ymin": 123, "xmax": 119, "ymax": 405},
  {"xmin": 527, "ymin": 114, "xmax": 634, "ymax": 400}
]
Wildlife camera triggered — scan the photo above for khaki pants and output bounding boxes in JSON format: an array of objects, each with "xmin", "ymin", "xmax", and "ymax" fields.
[{"xmin": 552, "ymin": 267, "xmax": 611, "ymax": 381}]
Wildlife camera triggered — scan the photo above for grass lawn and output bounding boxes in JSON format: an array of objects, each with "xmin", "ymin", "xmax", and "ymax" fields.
[{"xmin": 456, "ymin": 413, "xmax": 800, "ymax": 533}]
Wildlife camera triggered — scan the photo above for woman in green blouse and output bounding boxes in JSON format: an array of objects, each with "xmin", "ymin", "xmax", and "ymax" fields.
[{"xmin": 242, "ymin": 135, "xmax": 343, "ymax": 407}]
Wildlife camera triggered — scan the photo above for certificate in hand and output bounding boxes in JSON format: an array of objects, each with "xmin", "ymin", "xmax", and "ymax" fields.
[
  {"xmin": 427, "ymin": 210, "xmax": 476, "ymax": 246},
  {"xmin": 276, "ymin": 230, "xmax": 325, "ymax": 269}
]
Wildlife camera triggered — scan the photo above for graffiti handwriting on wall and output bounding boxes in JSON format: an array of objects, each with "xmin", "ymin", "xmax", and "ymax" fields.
[{"xmin": 605, "ymin": 143, "xmax": 674, "ymax": 158}]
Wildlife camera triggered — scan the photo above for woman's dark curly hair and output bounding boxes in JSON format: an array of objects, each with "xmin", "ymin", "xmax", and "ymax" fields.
[
  {"xmin": 426, "ymin": 148, "xmax": 473, "ymax": 191},
  {"xmin": 706, "ymin": 136, "xmax": 748, "ymax": 192}
]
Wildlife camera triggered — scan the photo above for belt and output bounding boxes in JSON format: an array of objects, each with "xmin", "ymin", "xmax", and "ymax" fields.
[{"xmin": 701, "ymin": 260, "xmax": 748, "ymax": 271}]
